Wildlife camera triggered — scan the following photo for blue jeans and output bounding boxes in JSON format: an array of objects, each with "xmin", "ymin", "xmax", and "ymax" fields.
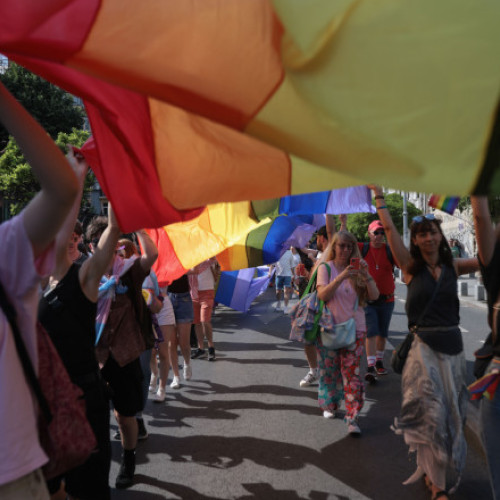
[{"xmin": 480, "ymin": 363, "xmax": 500, "ymax": 500}]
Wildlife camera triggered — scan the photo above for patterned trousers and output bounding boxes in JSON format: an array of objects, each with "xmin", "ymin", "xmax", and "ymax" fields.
[{"xmin": 316, "ymin": 335, "xmax": 365, "ymax": 421}]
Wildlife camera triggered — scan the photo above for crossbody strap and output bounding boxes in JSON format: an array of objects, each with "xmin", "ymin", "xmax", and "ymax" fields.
[
  {"xmin": 0, "ymin": 280, "xmax": 52, "ymax": 422},
  {"xmin": 412, "ymin": 266, "xmax": 445, "ymax": 333}
]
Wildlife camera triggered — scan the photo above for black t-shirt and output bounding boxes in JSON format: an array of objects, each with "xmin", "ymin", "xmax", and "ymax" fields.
[{"xmin": 168, "ymin": 274, "xmax": 190, "ymax": 294}]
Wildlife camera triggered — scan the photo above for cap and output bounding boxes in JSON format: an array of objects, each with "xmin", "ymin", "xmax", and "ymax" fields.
[{"xmin": 368, "ymin": 220, "xmax": 384, "ymax": 233}]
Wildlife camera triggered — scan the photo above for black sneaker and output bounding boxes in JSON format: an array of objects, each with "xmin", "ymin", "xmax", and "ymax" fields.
[
  {"xmin": 115, "ymin": 454, "xmax": 135, "ymax": 489},
  {"xmin": 191, "ymin": 348, "xmax": 206, "ymax": 359},
  {"xmin": 364, "ymin": 366, "xmax": 378, "ymax": 384},
  {"xmin": 208, "ymin": 347, "xmax": 216, "ymax": 361},
  {"xmin": 375, "ymin": 360, "xmax": 388, "ymax": 375},
  {"xmin": 136, "ymin": 418, "xmax": 148, "ymax": 440}
]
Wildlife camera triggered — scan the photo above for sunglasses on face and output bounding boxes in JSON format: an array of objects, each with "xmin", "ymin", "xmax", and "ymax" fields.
[
  {"xmin": 412, "ymin": 214, "xmax": 436, "ymax": 223},
  {"xmin": 373, "ymin": 230, "xmax": 385, "ymax": 236}
]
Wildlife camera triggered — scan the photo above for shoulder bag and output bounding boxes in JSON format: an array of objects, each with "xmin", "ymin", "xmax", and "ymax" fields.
[
  {"xmin": 0, "ymin": 280, "xmax": 96, "ymax": 480},
  {"xmin": 320, "ymin": 299, "xmax": 358, "ymax": 350}
]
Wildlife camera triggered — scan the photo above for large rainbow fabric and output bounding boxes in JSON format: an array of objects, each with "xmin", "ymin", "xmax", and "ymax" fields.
[
  {"xmin": 147, "ymin": 187, "xmax": 374, "ymax": 286},
  {"xmin": 428, "ymin": 195, "xmax": 460, "ymax": 215},
  {"xmin": 215, "ymin": 267, "xmax": 271, "ymax": 313},
  {"xmin": 2, "ymin": 1, "xmax": 500, "ymax": 232}
]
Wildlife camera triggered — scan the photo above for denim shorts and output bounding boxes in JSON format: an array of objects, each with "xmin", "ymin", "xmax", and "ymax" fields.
[
  {"xmin": 168, "ymin": 291, "xmax": 194, "ymax": 324},
  {"xmin": 365, "ymin": 301, "xmax": 395, "ymax": 338},
  {"xmin": 275, "ymin": 275, "xmax": 292, "ymax": 290}
]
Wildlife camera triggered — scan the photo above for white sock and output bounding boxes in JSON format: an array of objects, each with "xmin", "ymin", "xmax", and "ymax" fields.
[
  {"xmin": 367, "ymin": 355, "xmax": 376, "ymax": 367},
  {"xmin": 376, "ymin": 351, "xmax": 384, "ymax": 362}
]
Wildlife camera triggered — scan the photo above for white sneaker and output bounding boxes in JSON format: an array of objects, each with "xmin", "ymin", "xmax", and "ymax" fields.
[
  {"xmin": 299, "ymin": 371, "xmax": 318, "ymax": 387},
  {"xmin": 183, "ymin": 364, "xmax": 192, "ymax": 381},
  {"xmin": 323, "ymin": 410, "xmax": 335, "ymax": 419},
  {"xmin": 154, "ymin": 387, "xmax": 166, "ymax": 403},
  {"xmin": 149, "ymin": 374, "xmax": 158, "ymax": 393},
  {"xmin": 347, "ymin": 419, "xmax": 361, "ymax": 435},
  {"xmin": 275, "ymin": 303, "xmax": 282, "ymax": 312},
  {"xmin": 170, "ymin": 376, "xmax": 180, "ymax": 389}
]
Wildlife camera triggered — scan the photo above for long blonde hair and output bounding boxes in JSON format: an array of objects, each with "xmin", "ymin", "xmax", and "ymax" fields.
[{"xmin": 324, "ymin": 230, "xmax": 368, "ymax": 306}]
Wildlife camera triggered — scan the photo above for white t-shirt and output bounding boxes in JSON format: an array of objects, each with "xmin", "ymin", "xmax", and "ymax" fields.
[
  {"xmin": 275, "ymin": 250, "xmax": 294, "ymax": 277},
  {"xmin": 0, "ymin": 214, "xmax": 54, "ymax": 485},
  {"xmin": 197, "ymin": 266, "xmax": 215, "ymax": 291}
]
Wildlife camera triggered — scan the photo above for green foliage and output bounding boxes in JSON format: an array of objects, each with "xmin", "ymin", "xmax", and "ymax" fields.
[
  {"xmin": 0, "ymin": 62, "xmax": 85, "ymax": 148},
  {"xmin": 0, "ymin": 129, "xmax": 91, "ymax": 216},
  {"xmin": 345, "ymin": 193, "xmax": 422, "ymax": 242}
]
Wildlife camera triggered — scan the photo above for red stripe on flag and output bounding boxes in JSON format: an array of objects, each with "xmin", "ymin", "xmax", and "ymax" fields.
[{"xmin": 146, "ymin": 228, "xmax": 187, "ymax": 287}]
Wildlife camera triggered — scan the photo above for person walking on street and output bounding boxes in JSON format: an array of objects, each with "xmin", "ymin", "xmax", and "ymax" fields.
[
  {"xmin": 359, "ymin": 220, "xmax": 397, "ymax": 383},
  {"xmin": 471, "ymin": 196, "xmax": 500, "ymax": 500},
  {"xmin": 270, "ymin": 248, "xmax": 294, "ymax": 312},
  {"xmin": 316, "ymin": 231, "xmax": 379, "ymax": 435},
  {"xmin": 370, "ymin": 185, "xmax": 478, "ymax": 499}
]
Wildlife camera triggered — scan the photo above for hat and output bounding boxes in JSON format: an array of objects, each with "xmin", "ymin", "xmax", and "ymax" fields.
[{"xmin": 368, "ymin": 220, "xmax": 384, "ymax": 233}]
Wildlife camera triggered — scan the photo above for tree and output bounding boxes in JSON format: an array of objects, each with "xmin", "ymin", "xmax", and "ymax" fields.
[
  {"xmin": 0, "ymin": 129, "xmax": 90, "ymax": 216},
  {"xmin": 0, "ymin": 62, "xmax": 85, "ymax": 148},
  {"xmin": 345, "ymin": 192, "xmax": 422, "ymax": 242}
]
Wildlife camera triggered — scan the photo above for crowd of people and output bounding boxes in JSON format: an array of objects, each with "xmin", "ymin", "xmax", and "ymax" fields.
[{"xmin": 0, "ymin": 81, "xmax": 498, "ymax": 500}]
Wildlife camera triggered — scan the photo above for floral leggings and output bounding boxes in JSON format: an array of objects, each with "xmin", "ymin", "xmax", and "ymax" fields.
[{"xmin": 316, "ymin": 334, "xmax": 365, "ymax": 421}]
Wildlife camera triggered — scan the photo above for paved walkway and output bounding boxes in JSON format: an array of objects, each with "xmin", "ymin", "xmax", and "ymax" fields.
[{"xmin": 109, "ymin": 288, "xmax": 492, "ymax": 500}]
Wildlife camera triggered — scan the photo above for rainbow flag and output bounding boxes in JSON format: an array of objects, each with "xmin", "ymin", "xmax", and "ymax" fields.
[
  {"xmin": 215, "ymin": 267, "xmax": 271, "ymax": 313},
  {"xmin": 468, "ymin": 372, "xmax": 500, "ymax": 401},
  {"xmin": 2, "ymin": 1, "xmax": 500, "ymax": 232},
  {"xmin": 428, "ymin": 195, "xmax": 460, "ymax": 215},
  {"xmin": 146, "ymin": 187, "xmax": 374, "ymax": 286}
]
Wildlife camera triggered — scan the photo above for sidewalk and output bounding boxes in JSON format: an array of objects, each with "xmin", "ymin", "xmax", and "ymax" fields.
[{"xmin": 109, "ymin": 288, "xmax": 492, "ymax": 500}]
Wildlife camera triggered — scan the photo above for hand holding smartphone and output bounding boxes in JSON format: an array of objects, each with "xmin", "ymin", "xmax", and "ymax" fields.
[{"xmin": 350, "ymin": 257, "xmax": 360, "ymax": 270}]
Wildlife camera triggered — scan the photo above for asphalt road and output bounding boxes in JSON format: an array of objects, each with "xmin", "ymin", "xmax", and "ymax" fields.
[{"xmin": 109, "ymin": 283, "xmax": 492, "ymax": 500}]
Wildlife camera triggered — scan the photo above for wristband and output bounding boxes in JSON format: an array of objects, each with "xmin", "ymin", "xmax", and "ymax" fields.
[
  {"xmin": 377, "ymin": 205, "xmax": 387, "ymax": 210},
  {"xmin": 374, "ymin": 195, "xmax": 385, "ymax": 200}
]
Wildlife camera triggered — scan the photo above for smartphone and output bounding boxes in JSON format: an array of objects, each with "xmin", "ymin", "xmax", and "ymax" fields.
[{"xmin": 350, "ymin": 257, "xmax": 360, "ymax": 270}]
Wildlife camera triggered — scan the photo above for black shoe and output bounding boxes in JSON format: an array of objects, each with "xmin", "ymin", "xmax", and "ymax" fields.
[
  {"xmin": 364, "ymin": 366, "xmax": 378, "ymax": 384},
  {"xmin": 136, "ymin": 418, "xmax": 148, "ymax": 440},
  {"xmin": 375, "ymin": 360, "xmax": 388, "ymax": 375},
  {"xmin": 208, "ymin": 347, "xmax": 216, "ymax": 361},
  {"xmin": 191, "ymin": 348, "xmax": 206, "ymax": 359},
  {"xmin": 115, "ymin": 454, "xmax": 135, "ymax": 489}
]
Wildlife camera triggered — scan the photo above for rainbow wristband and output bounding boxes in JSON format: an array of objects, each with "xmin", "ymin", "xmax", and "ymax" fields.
[{"xmin": 377, "ymin": 205, "xmax": 387, "ymax": 210}]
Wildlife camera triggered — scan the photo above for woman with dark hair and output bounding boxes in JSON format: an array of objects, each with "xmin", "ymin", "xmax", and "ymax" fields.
[
  {"xmin": 370, "ymin": 186, "xmax": 478, "ymax": 500},
  {"xmin": 316, "ymin": 230, "xmax": 379, "ymax": 435}
]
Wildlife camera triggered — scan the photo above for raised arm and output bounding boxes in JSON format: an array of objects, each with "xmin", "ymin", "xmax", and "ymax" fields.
[
  {"xmin": 368, "ymin": 185, "xmax": 412, "ymax": 277},
  {"xmin": 0, "ymin": 83, "xmax": 78, "ymax": 258},
  {"xmin": 79, "ymin": 204, "xmax": 121, "ymax": 302},
  {"xmin": 471, "ymin": 196, "xmax": 497, "ymax": 267},
  {"xmin": 325, "ymin": 214, "xmax": 336, "ymax": 240},
  {"xmin": 53, "ymin": 149, "xmax": 88, "ymax": 272},
  {"xmin": 136, "ymin": 229, "xmax": 158, "ymax": 273}
]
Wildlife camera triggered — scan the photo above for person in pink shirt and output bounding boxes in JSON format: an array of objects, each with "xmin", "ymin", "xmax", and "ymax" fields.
[
  {"xmin": 316, "ymin": 231, "xmax": 379, "ymax": 436},
  {"xmin": 0, "ymin": 82, "xmax": 78, "ymax": 499}
]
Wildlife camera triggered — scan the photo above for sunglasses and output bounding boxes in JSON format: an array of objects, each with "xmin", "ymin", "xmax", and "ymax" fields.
[
  {"xmin": 412, "ymin": 214, "xmax": 436, "ymax": 223},
  {"xmin": 373, "ymin": 230, "xmax": 385, "ymax": 236}
]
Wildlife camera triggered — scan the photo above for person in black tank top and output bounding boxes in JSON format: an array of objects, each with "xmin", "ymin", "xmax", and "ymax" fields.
[
  {"xmin": 370, "ymin": 185, "xmax": 479, "ymax": 500},
  {"xmin": 471, "ymin": 196, "xmax": 500, "ymax": 500},
  {"xmin": 39, "ymin": 155, "xmax": 122, "ymax": 500}
]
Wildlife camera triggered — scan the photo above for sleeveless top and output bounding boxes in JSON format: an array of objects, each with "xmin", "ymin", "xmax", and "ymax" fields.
[
  {"xmin": 169, "ymin": 274, "xmax": 190, "ymax": 294},
  {"xmin": 479, "ymin": 240, "xmax": 500, "ymax": 357},
  {"xmin": 406, "ymin": 264, "xmax": 462, "ymax": 354},
  {"xmin": 38, "ymin": 264, "xmax": 99, "ymax": 379}
]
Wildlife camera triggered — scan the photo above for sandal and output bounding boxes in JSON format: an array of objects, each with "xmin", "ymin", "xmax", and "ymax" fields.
[{"xmin": 432, "ymin": 491, "xmax": 448, "ymax": 500}]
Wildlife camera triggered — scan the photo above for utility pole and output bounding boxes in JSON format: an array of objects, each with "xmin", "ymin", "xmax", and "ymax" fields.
[{"xmin": 403, "ymin": 191, "xmax": 409, "ymax": 247}]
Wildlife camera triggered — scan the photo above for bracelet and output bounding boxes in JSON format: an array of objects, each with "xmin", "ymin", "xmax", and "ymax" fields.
[
  {"xmin": 366, "ymin": 276, "xmax": 374, "ymax": 283},
  {"xmin": 374, "ymin": 195, "xmax": 385, "ymax": 200},
  {"xmin": 377, "ymin": 205, "xmax": 387, "ymax": 210}
]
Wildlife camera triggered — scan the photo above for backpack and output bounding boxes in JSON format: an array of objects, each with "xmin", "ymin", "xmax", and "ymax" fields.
[{"xmin": 361, "ymin": 242, "xmax": 395, "ymax": 270}]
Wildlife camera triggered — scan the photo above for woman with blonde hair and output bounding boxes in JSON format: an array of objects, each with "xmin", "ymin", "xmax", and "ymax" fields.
[{"xmin": 316, "ymin": 230, "xmax": 379, "ymax": 435}]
